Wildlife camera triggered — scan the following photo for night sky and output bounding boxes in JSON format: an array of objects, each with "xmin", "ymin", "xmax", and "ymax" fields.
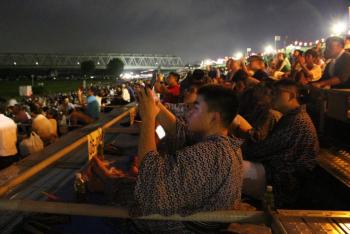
[{"xmin": 0, "ymin": 0, "xmax": 349, "ymax": 62}]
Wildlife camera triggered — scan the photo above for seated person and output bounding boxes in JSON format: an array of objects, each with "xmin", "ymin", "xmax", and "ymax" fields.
[
  {"xmin": 241, "ymin": 80, "xmax": 319, "ymax": 208},
  {"xmin": 46, "ymin": 109, "xmax": 59, "ymax": 139},
  {"xmin": 294, "ymin": 49, "xmax": 322, "ymax": 85},
  {"xmin": 12, "ymin": 104, "xmax": 31, "ymax": 124},
  {"xmin": 226, "ymin": 58, "xmax": 242, "ymax": 81},
  {"xmin": 133, "ymin": 85, "xmax": 243, "ymax": 232},
  {"xmin": 273, "ymin": 53, "xmax": 291, "ymax": 79},
  {"xmin": 233, "ymin": 84, "xmax": 282, "ymax": 142},
  {"xmin": 232, "ymin": 69, "xmax": 250, "ymax": 96},
  {"xmin": 290, "ymin": 50, "xmax": 303, "ymax": 73},
  {"xmin": 247, "ymin": 55, "xmax": 270, "ymax": 82},
  {"xmin": 164, "ymin": 83, "xmax": 202, "ymax": 121},
  {"xmin": 0, "ymin": 98, "xmax": 18, "ymax": 169},
  {"xmin": 30, "ymin": 103, "xmax": 56, "ymax": 144},
  {"xmin": 58, "ymin": 97, "xmax": 75, "ymax": 116},
  {"xmin": 313, "ymin": 36, "xmax": 350, "ymax": 89},
  {"xmin": 70, "ymin": 87, "xmax": 100, "ymax": 125},
  {"xmin": 154, "ymin": 72, "xmax": 181, "ymax": 103},
  {"xmin": 90, "ymin": 85, "xmax": 243, "ymax": 232}
]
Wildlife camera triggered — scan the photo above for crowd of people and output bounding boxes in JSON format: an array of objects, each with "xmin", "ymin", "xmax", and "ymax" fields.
[
  {"xmin": 86, "ymin": 35, "xmax": 350, "ymax": 232},
  {"xmin": 0, "ymin": 83, "xmax": 140, "ymax": 169},
  {"xmin": 0, "ymin": 35, "xmax": 349, "ymax": 232}
]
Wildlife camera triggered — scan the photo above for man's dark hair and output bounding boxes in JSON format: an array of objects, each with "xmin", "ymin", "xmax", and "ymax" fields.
[
  {"xmin": 197, "ymin": 85, "xmax": 238, "ymax": 127},
  {"xmin": 304, "ymin": 49, "xmax": 318, "ymax": 58},
  {"xmin": 274, "ymin": 79, "xmax": 300, "ymax": 98},
  {"xmin": 0, "ymin": 97, "xmax": 7, "ymax": 114},
  {"xmin": 168, "ymin": 72, "xmax": 180, "ymax": 82},
  {"xmin": 326, "ymin": 36, "xmax": 345, "ymax": 48},
  {"xmin": 238, "ymin": 84, "xmax": 273, "ymax": 128},
  {"xmin": 248, "ymin": 55, "xmax": 264, "ymax": 63},
  {"xmin": 232, "ymin": 69, "xmax": 248, "ymax": 83},
  {"xmin": 29, "ymin": 103, "xmax": 42, "ymax": 115},
  {"xmin": 192, "ymin": 69, "xmax": 205, "ymax": 81},
  {"xmin": 277, "ymin": 52, "xmax": 286, "ymax": 59},
  {"xmin": 208, "ymin": 68, "xmax": 218, "ymax": 79},
  {"xmin": 294, "ymin": 50, "xmax": 303, "ymax": 56},
  {"xmin": 88, "ymin": 86, "xmax": 96, "ymax": 94}
]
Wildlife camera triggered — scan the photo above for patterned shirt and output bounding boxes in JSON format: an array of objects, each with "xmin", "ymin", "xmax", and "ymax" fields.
[
  {"xmin": 134, "ymin": 120, "xmax": 243, "ymax": 218},
  {"xmin": 164, "ymin": 103, "xmax": 190, "ymax": 121},
  {"xmin": 243, "ymin": 105, "xmax": 319, "ymax": 208}
]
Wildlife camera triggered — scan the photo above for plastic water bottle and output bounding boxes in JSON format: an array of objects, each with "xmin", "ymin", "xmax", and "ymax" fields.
[
  {"xmin": 74, "ymin": 172, "xmax": 86, "ymax": 202},
  {"xmin": 263, "ymin": 185, "xmax": 275, "ymax": 211},
  {"xmin": 97, "ymin": 141, "xmax": 104, "ymax": 160},
  {"xmin": 60, "ymin": 114, "xmax": 68, "ymax": 134}
]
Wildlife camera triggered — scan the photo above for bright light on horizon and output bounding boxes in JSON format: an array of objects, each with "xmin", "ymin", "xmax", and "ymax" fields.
[
  {"xmin": 331, "ymin": 21, "xmax": 347, "ymax": 35},
  {"xmin": 233, "ymin": 52, "xmax": 243, "ymax": 60},
  {"xmin": 264, "ymin": 45, "xmax": 274, "ymax": 54}
]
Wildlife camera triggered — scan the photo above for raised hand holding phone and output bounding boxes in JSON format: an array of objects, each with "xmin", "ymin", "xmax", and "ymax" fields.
[{"xmin": 136, "ymin": 87, "xmax": 160, "ymax": 121}]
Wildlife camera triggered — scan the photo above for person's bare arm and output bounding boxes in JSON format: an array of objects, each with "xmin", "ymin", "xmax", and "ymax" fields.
[
  {"xmin": 137, "ymin": 88, "xmax": 159, "ymax": 166},
  {"xmin": 299, "ymin": 63, "xmax": 313, "ymax": 79},
  {"xmin": 247, "ymin": 76, "xmax": 261, "ymax": 85},
  {"xmin": 156, "ymin": 102, "xmax": 177, "ymax": 136},
  {"xmin": 232, "ymin": 114, "xmax": 253, "ymax": 133},
  {"xmin": 154, "ymin": 74, "xmax": 169, "ymax": 94},
  {"xmin": 77, "ymin": 89, "xmax": 86, "ymax": 107},
  {"xmin": 312, "ymin": 76, "xmax": 342, "ymax": 88}
]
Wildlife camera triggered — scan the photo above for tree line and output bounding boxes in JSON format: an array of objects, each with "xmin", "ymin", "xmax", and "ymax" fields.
[{"xmin": 80, "ymin": 58, "xmax": 124, "ymax": 78}]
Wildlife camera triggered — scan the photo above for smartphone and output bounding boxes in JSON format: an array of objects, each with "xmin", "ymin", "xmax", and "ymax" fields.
[
  {"xmin": 149, "ymin": 71, "xmax": 157, "ymax": 89},
  {"xmin": 155, "ymin": 125, "xmax": 166, "ymax": 140},
  {"xmin": 144, "ymin": 71, "xmax": 157, "ymax": 95}
]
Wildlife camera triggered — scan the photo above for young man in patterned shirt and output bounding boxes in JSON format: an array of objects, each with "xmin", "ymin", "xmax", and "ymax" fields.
[
  {"xmin": 134, "ymin": 85, "xmax": 243, "ymax": 232},
  {"xmin": 243, "ymin": 79, "xmax": 319, "ymax": 208}
]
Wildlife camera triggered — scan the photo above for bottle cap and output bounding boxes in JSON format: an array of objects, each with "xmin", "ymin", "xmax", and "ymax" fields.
[
  {"xmin": 75, "ymin": 172, "xmax": 82, "ymax": 179},
  {"xmin": 267, "ymin": 185, "xmax": 273, "ymax": 192}
]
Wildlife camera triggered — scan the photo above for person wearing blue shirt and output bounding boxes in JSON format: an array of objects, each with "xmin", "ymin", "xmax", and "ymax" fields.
[{"xmin": 70, "ymin": 87, "xmax": 100, "ymax": 125}]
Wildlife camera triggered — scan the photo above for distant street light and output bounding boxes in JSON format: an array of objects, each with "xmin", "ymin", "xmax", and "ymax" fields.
[
  {"xmin": 274, "ymin": 35, "xmax": 281, "ymax": 52},
  {"xmin": 233, "ymin": 52, "xmax": 243, "ymax": 60},
  {"xmin": 13, "ymin": 61, "xmax": 16, "ymax": 65},
  {"xmin": 264, "ymin": 45, "xmax": 274, "ymax": 54},
  {"xmin": 35, "ymin": 61, "xmax": 39, "ymax": 65},
  {"xmin": 331, "ymin": 21, "xmax": 347, "ymax": 35}
]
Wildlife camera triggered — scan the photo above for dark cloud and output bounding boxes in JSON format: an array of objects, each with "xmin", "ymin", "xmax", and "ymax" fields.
[{"xmin": 0, "ymin": 0, "xmax": 349, "ymax": 62}]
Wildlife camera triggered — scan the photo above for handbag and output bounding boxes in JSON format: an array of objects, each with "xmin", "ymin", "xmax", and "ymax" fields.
[{"xmin": 19, "ymin": 131, "xmax": 44, "ymax": 157}]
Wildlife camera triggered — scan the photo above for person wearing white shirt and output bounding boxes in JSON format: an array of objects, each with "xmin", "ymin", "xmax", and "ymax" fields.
[
  {"xmin": 313, "ymin": 36, "xmax": 350, "ymax": 89},
  {"xmin": 121, "ymin": 84, "xmax": 130, "ymax": 103},
  {"xmin": 295, "ymin": 49, "xmax": 322, "ymax": 85},
  {"xmin": 0, "ymin": 99, "xmax": 18, "ymax": 169}
]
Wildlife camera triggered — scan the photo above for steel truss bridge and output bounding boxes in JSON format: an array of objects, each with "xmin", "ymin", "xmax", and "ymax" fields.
[{"xmin": 0, "ymin": 53, "xmax": 184, "ymax": 70}]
